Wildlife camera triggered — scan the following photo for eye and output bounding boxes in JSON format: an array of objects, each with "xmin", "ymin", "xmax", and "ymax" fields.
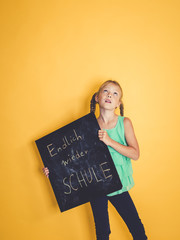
[
  {"xmin": 103, "ymin": 89, "xmax": 108, "ymax": 92},
  {"xmin": 114, "ymin": 92, "xmax": 118, "ymax": 95}
]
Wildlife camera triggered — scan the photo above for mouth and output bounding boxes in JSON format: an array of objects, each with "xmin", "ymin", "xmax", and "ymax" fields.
[{"xmin": 105, "ymin": 99, "xmax": 111, "ymax": 103}]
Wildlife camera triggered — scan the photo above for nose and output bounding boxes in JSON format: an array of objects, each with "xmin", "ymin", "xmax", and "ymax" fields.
[{"xmin": 107, "ymin": 92, "xmax": 112, "ymax": 97}]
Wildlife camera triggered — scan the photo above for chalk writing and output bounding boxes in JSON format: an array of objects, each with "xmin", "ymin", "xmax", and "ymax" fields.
[
  {"xmin": 61, "ymin": 149, "xmax": 88, "ymax": 166},
  {"xmin": 47, "ymin": 129, "xmax": 83, "ymax": 157},
  {"xmin": 63, "ymin": 162, "xmax": 112, "ymax": 194}
]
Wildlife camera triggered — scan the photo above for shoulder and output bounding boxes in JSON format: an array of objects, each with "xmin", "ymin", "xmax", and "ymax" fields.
[
  {"xmin": 123, "ymin": 117, "xmax": 134, "ymax": 131},
  {"xmin": 123, "ymin": 116, "xmax": 132, "ymax": 124}
]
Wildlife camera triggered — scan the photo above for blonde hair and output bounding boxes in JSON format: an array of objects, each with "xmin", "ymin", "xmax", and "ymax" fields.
[{"xmin": 90, "ymin": 80, "xmax": 124, "ymax": 116}]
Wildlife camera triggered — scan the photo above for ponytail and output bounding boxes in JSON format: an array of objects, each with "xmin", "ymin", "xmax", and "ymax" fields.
[
  {"xmin": 120, "ymin": 102, "xmax": 124, "ymax": 116},
  {"xmin": 90, "ymin": 92, "xmax": 97, "ymax": 113}
]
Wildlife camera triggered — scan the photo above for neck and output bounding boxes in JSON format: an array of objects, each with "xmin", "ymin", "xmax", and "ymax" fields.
[{"xmin": 98, "ymin": 109, "xmax": 117, "ymax": 124}]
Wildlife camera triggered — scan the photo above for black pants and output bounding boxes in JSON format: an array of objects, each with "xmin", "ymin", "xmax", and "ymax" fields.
[{"xmin": 90, "ymin": 191, "xmax": 148, "ymax": 240}]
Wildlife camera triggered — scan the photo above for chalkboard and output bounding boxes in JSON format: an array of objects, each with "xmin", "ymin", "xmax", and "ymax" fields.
[{"xmin": 35, "ymin": 112, "xmax": 122, "ymax": 212}]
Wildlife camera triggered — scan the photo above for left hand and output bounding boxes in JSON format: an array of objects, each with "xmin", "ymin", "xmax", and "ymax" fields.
[{"xmin": 98, "ymin": 129, "xmax": 112, "ymax": 146}]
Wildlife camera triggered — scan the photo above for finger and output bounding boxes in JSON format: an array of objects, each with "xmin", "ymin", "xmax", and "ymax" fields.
[
  {"xmin": 98, "ymin": 133, "xmax": 103, "ymax": 138},
  {"xmin": 98, "ymin": 131, "xmax": 104, "ymax": 135},
  {"xmin": 45, "ymin": 172, "xmax": 49, "ymax": 177},
  {"xmin": 43, "ymin": 169, "xmax": 49, "ymax": 176},
  {"xmin": 99, "ymin": 133, "xmax": 105, "ymax": 137},
  {"xmin": 43, "ymin": 168, "xmax": 47, "ymax": 173},
  {"xmin": 43, "ymin": 167, "xmax": 49, "ymax": 171},
  {"xmin": 98, "ymin": 130, "xmax": 104, "ymax": 133}
]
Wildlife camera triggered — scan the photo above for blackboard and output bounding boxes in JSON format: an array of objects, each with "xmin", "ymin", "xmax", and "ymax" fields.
[{"xmin": 35, "ymin": 112, "xmax": 122, "ymax": 212}]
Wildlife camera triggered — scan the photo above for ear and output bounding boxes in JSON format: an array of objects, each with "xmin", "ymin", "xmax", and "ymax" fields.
[
  {"xmin": 95, "ymin": 94, "xmax": 98, "ymax": 103},
  {"xmin": 117, "ymin": 100, "xmax": 121, "ymax": 108}
]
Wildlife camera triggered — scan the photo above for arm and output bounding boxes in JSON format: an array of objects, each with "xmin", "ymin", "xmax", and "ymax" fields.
[{"xmin": 98, "ymin": 117, "xmax": 140, "ymax": 160}]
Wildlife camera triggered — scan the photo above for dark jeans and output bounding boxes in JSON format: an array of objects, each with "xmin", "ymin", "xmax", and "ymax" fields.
[{"xmin": 90, "ymin": 191, "xmax": 148, "ymax": 240}]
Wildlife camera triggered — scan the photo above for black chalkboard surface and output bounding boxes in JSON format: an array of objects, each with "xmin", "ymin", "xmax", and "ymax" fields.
[{"xmin": 35, "ymin": 112, "xmax": 122, "ymax": 212}]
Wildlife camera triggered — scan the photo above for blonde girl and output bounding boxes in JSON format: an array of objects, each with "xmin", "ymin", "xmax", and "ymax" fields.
[{"xmin": 43, "ymin": 80, "xmax": 148, "ymax": 240}]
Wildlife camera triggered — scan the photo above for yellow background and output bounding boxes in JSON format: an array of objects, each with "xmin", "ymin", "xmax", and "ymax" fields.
[{"xmin": 1, "ymin": 0, "xmax": 180, "ymax": 239}]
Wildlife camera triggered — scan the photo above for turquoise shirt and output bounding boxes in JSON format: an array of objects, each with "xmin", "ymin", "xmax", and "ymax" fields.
[{"xmin": 103, "ymin": 116, "xmax": 135, "ymax": 196}]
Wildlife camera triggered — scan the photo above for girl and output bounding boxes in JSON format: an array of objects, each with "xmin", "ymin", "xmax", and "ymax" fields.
[{"xmin": 43, "ymin": 80, "xmax": 148, "ymax": 240}]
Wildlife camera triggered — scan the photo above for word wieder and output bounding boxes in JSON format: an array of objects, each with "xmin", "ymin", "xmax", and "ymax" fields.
[{"xmin": 61, "ymin": 149, "xmax": 88, "ymax": 166}]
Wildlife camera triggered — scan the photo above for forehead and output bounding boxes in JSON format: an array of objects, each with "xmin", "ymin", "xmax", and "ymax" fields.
[{"xmin": 102, "ymin": 83, "xmax": 121, "ymax": 92}]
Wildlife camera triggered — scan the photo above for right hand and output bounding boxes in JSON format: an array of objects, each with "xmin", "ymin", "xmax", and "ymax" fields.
[{"xmin": 42, "ymin": 167, "xmax": 49, "ymax": 178}]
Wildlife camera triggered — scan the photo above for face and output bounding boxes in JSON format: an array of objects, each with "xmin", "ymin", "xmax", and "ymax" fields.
[{"xmin": 95, "ymin": 83, "xmax": 121, "ymax": 110}]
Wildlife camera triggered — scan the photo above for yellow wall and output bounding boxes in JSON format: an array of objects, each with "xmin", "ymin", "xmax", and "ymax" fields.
[{"xmin": 1, "ymin": 0, "xmax": 180, "ymax": 239}]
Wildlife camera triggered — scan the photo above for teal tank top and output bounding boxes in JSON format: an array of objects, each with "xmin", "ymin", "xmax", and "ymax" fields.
[{"xmin": 103, "ymin": 116, "xmax": 135, "ymax": 196}]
